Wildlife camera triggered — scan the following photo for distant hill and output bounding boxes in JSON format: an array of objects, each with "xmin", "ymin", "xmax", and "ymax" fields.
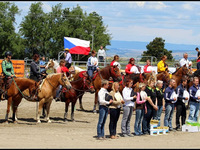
[{"xmin": 106, "ymin": 40, "xmax": 199, "ymax": 60}]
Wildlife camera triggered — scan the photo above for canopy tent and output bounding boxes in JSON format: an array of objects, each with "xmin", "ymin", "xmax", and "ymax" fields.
[{"xmin": 64, "ymin": 37, "xmax": 90, "ymax": 55}]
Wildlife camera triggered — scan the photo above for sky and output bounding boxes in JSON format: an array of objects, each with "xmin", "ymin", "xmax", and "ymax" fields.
[{"xmin": 12, "ymin": 1, "xmax": 200, "ymax": 45}]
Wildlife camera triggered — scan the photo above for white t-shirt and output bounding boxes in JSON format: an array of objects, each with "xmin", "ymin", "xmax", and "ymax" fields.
[
  {"xmin": 97, "ymin": 49, "xmax": 106, "ymax": 57},
  {"xmin": 179, "ymin": 58, "xmax": 192, "ymax": 68},
  {"xmin": 147, "ymin": 66, "xmax": 153, "ymax": 72},
  {"xmin": 130, "ymin": 66, "xmax": 140, "ymax": 73}
]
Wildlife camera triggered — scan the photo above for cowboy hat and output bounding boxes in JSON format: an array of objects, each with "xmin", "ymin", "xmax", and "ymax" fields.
[{"xmin": 64, "ymin": 48, "xmax": 70, "ymax": 51}]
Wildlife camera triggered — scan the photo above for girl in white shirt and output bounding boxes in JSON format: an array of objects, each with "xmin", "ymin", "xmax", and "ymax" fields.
[{"xmin": 121, "ymin": 79, "xmax": 137, "ymax": 137}]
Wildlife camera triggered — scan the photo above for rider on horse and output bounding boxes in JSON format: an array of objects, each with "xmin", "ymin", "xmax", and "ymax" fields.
[
  {"xmin": 1, "ymin": 51, "xmax": 16, "ymax": 100},
  {"xmin": 157, "ymin": 55, "xmax": 169, "ymax": 74},
  {"xmin": 86, "ymin": 50, "xmax": 99, "ymax": 81}
]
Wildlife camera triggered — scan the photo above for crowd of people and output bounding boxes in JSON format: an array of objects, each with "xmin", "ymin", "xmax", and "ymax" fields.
[{"xmin": 1, "ymin": 46, "xmax": 200, "ymax": 141}]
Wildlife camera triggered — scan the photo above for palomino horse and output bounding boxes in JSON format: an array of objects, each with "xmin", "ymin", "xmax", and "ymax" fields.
[
  {"xmin": 2, "ymin": 77, "xmax": 40, "ymax": 123},
  {"xmin": 45, "ymin": 59, "xmax": 84, "ymax": 81},
  {"xmin": 61, "ymin": 75, "xmax": 95, "ymax": 122},
  {"xmin": 12, "ymin": 73, "xmax": 72, "ymax": 123},
  {"xmin": 73, "ymin": 65, "xmax": 122, "ymax": 113}
]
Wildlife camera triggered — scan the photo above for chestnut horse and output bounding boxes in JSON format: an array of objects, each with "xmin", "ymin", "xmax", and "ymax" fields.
[
  {"xmin": 11, "ymin": 73, "xmax": 72, "ymax": 123},
  {"xmin": 73, "ymin": 65, "xmax": 122, "ymax": 113},
  {"xmin": 2, "ymin": 77, "xmax": 39, "ymax": 123},
  {"xmin": 61, "ymin": 75, "xmax": 95, "ymax": 122}
]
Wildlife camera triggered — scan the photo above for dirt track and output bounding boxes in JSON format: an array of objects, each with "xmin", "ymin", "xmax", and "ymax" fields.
[{"xmin": 0, "ymin": 92, "xmax": 199, "ymax": 149}]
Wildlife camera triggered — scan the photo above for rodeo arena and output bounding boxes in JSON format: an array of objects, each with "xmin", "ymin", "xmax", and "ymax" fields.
[{"xmin": 1, "ymin": 37, "xmax": 200, "ymax": 149}]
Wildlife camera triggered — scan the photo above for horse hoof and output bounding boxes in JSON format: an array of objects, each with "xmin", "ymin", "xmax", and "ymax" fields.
[
  {"xmin": 13, "ymin": 121, "xmax": 18, "ymax": 124},
  {"xmin": 47, "ymin": 120, "xmax": 51, "ymax": 123},
  {"xmin": 93, "ymin": 110, "xmax": 97, "ymax": 114},
  {"xmin": 64, "ymin": 118, "xmax": 68, "ymax": 122},
  {"xmin": 37, "ymin": 120, "xmax": 41, "ymax": 124}
]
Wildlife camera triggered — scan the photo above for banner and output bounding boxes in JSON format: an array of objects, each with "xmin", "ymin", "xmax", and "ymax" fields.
[
  {"xmin": 64, "ymin": 37, "xmax": 90, "ymax": 55},
  {"xmin": 0, "ymin": 59, "xmax": 25, "ymax": 77}
]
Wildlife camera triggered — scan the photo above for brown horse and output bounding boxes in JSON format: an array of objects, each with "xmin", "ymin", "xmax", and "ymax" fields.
[
  {"xmin": 12, "ymin": 73, "xmax": 72, "ymax": 123},
  {"xmin": 73, "ymin": 65, "xmax": 122, "ymax": 113},
  {"xmin": 61, "ymin": 76, "xmax": 95, "ymax": 122},
  {"xmin": 2, "ymin": 77, "xmax": 40, "ymax": 123}
]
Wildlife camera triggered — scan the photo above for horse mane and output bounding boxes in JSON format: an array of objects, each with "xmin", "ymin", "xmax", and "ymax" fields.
[{"xmin": 172, "ymin": 67, "xmax": 181, "ymax": 75}]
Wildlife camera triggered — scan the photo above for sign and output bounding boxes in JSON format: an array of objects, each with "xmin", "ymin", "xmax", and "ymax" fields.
[{"xmin": 0, "ymin": 59, "xmax": 25, "ymax": 77}]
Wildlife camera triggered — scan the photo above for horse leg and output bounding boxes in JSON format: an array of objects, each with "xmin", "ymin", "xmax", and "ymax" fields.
[
  {"xmin": 36, "ymin": 99, "xmax": 45, "ymax": 123},
  {"xmin": 79, "ymin": 95, "xmax": 84, "ymax": 110},
  {"xmin": 93, "ymin": 92, "xmax": 98, "ymax": 114},
  {"xmin": 71, "ymin": 100, "xmax": 76, "ymax": 121},
  {"xmin": 41, "ymin": 104, "xmax": 46, "ymax": 118},
  {"xmin": 5, "ymin": 97, "xmax": 12, "ymax": 123},
  {"xmin": 64, "ymin": 100, "xmax": 70, "ymax": 122},
  {"xmin": 11, "ymin": 97, "xmax": 22, "ymax": 124},
  {"xmin": 45, "ymin": 100, "xmax": 52, "ymax": 123}
]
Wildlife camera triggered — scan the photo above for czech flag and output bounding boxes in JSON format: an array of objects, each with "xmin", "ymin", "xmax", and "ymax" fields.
[{"xmin": 64, "ymin": 37, "xmax": 91, "ymax": 55}]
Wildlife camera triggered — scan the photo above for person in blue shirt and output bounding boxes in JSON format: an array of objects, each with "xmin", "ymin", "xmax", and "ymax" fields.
[
  {"xmin": 39, "ymin": 56, "xmax": 47, "ymax": 79},
  {"xmin": 188, "ymin": 77, "xmax": 200, "ymax": 122},
  {"xmin": 164, "ymin": 79, "xmax": 177, "ymax": 131}
]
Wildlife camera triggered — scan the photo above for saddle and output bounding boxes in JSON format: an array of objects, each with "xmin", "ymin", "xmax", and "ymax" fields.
[{"xmin": 0, "ymin": 76, "xmax": 14, "ymax": 100}]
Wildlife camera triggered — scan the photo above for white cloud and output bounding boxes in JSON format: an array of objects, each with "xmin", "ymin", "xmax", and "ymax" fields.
[
  {"xmin": 147, "ymin": 2, "xmax": 168, "ymax": 10},
  {"xmin": 182, "ymin": 3, "xmax": 193, "ymax": 10}
]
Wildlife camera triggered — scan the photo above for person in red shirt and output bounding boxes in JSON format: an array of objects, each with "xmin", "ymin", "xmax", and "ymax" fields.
[
  {"xmin": 110, "ymin": 55, "xmax": 119, "ymax": 66},
  {"xmin": 125, "ymin": 58, "xmax": 137, "ymax": 75},
  {"xmin": 143, "ymin": 59, "xmax": 154, "ymax": 73}
]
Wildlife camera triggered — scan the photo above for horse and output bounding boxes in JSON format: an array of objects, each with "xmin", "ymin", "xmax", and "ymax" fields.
[
  {"xmin": 61, "ymin": 75, "xmax": 95, "ymax": 122},
  {"xmin": 2, "ymin": 77, "xmax": 40, "ymax": 123},
  {"xmin": 73, "ymin": 64, "xmax": 122, "ymax": 113},
  {"xmin": 11, "ymin": 73, "xmax": 72, "ymax": 123},
  {"xmin": 45, "ymin": 59, "xmax": 84, "ymax": 81}
]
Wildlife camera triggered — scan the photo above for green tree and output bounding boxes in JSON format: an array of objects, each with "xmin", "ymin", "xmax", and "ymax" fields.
[
  {"xmin": 141, "ymin": 37, "xmax": 173, "ymax": 62},
  {"xmin": 0, "ymin": 2, "xmax": 22, "ymax": 59}
]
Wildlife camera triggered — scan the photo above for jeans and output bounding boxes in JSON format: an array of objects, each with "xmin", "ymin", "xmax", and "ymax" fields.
[
  {"xmin": 109, "ymin": 108, "xmax": 120, "ymax": 136},
  {"xmin": 176, "ymin": 103, "xmax": 186, "ymax": 128},
  {"xmin": 87, "ymin": 66, "xmax": 97, "ymax": 78},
  {"xmin": 164, "ymin": 103, "xmax": 175, "ymax": 129},
  {"xmin": 134, "ymin": 109, "xmax": 144, "ymax": 135},
  {"xmin": 155, "ymin": 106, "xmax": 163, "ymax": 127},
  {"xmin": 121, "ymin": 106, "xmax": 133, "ymax": 135},
  {"xmin": 97, "ymin": 105, "xmax": 109, "ymax": 138},
  {"xmin": 56, "ymin": 85, "xmax": 62, "ymax": 98},
  {"xmin": 188, "ymin": 101, "xmax": 200, "ymax": 122},
  {"xmin": 142, "ymin": 107, "xmax": 154, "ymax": 134}
]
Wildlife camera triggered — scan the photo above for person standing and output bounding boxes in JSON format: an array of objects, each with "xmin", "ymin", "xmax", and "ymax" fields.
[
  {"xmin": 157, "ymin": 55, "xmax": 168, "ymax": 74},
  {"xmin": 1, "ymin": 51, "xmax": 16, "ymax": 99},
  {"xmin": 188, "ymin": 77, "xmax": 200, "ymax": 122},
  {"xmin": 175, "ymin": 77, "xmax": 188, "ymax": 131},
  {"xmin": 64, "ymin": 48, "xmax": 72, "ymax": 69},
  {"xmin": 179, "ymin": 53, "xmax": 192, "ymax": 69},
  {"xmin": 97, "ymin": 45, "xmax": 106, "ymax": 63},
  {"xmin": 121, "ymin": 79, "xmax": 137, "ymax": 137},
  {"xmin": 29, "ymin": 53, "xmax": 41, "ymax": 82},
  {"xmin": 142, "ymin": 79, "xmax": 158, "ymax": 135},
  {"xmin": 155, "ymin": 80, "xmax": 165, "ymax": 127},
  {"xmin": 164, "ymin": 79, "xmax": 177, "ymax": 131},
  {"xmin": 134, "ymin": 83, "xmax": 148, "ymax": 136},
  {"xmin": 97, "ymin": 79, "xmax": 113, "ymax": 140},
  {"xmin": 87, "ymin": 50, "xmax": 99, "ymax": 79},
  {"xmin": 125, "ymin": 58, "xmax": 139, "ymax": 75},
  {"xmin": 109, "ymin": 82, "xmax": 125, "ymax": 139}
]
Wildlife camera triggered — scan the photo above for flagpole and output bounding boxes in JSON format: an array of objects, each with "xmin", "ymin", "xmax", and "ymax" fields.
[{"xmin": 92, "ymin": 25, "xmax": 96, "ymax": 51}]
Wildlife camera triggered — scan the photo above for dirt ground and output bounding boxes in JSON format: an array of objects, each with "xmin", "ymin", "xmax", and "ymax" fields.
[{"xmin": 0, "ymin": 92, "xmax": 199, "ymax": 149}]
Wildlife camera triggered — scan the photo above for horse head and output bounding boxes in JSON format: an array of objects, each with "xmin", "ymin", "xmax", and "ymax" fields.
[
  {"xmin": 157, "ymin": 71, "xmax": 170, "ymax": 87},
  {"xmin": 28, "ymin": 80, "xmax": 41, "ymax": 101},
  {"xmin": 110, "ymin": 65, "xmax": 122, "ymax": 82},
  {"xmin": 60, "ymin": 73, "xmax": 72, "ymax": 90},
  {"xmin": 83, "ymin": 77, "xmax": 95, "ymax": 94},
  {"xmin": 181, "ymin": 64, "xmax": 193, "ymax": 77},
  {"xmin": 45, "ymin": 59, "xmax": 54, "ymax": 69}
]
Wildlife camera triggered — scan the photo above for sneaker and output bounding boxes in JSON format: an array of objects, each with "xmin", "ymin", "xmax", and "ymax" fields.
[
  {"xmin": 127, "ymin": 133, "xmax": 134, "ymax": 137},
  {"xmin": 97, "ymin": 137, "xmax": 103, "ymax": 140},
  {"xmin": 175, "ymin": 127, "xmax": 182, "ymax": 131},
  {"xmin": 169, "ymin": 128, "xmax": 176, "ymax": 131},
  {"xmin": 121, "ymin": 134, "xmax": 129, "ymax": 137}
]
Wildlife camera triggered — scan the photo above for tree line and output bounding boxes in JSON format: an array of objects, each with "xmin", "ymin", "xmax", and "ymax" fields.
[{"xmin": 0, "ymin": 2, "xmax": 173, "ymax": 61}]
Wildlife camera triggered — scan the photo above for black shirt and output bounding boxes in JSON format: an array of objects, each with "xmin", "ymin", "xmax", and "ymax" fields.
[
  {"xmin": 145, "ymin": 86, "xmax": 156, "ymax": 109},
  {"xmin": 155, "ymin": 87, "xmax": 164, "ymax": 106}
]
